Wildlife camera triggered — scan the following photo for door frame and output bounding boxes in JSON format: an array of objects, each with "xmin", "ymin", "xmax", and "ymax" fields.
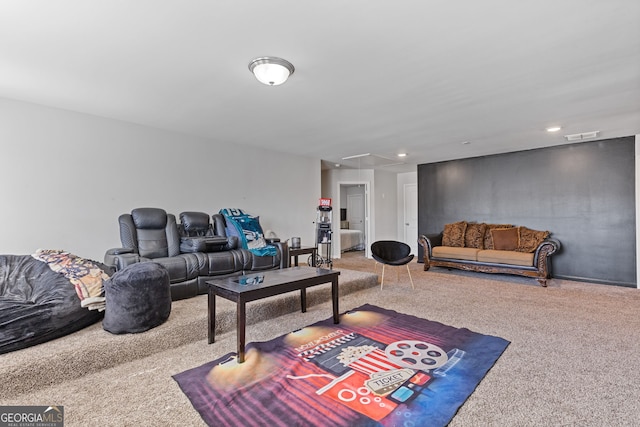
[
  {"xmin": 403, "ymin": 182, "xmax": 418, "ymax": 254},
  {"xmin": 337, "ymin": 181, "xmax": 371, "ymax": 258}
]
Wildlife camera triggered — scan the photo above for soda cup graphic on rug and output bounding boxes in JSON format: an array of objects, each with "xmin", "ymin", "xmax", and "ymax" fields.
[{"xmin": 316, "ymin": 370, "xmax": 398, "ymax": 421}]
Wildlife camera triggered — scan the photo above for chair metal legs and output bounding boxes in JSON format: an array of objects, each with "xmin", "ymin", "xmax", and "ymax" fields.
[
  {"xmin": 406, "ymin": 264, "xmax": 415, "ymax": 289},
  {"xmin": 374, "ymin": 261, "xmax": 414, "ymax": 289}
]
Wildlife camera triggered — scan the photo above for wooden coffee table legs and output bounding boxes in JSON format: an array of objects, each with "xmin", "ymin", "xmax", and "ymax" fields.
[
  {"xmin": 332, "ymin": 276, "xmax": 339, "ymax": 324},
  {"xmin": 208, "ymin": 277, "xmax": 340, "ymax": 363},
  {"xmin": 209, "ymin": 289, "xmax": 249, "ymax": 362},
  {"xmin": 207, "ymin": 287, "xmax": 216, "ymax": 345}
]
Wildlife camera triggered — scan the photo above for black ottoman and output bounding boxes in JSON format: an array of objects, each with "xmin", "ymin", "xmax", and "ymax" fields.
[{"xmin": 103, "ymin": 262, "xmax": 171, "ymax": 334}]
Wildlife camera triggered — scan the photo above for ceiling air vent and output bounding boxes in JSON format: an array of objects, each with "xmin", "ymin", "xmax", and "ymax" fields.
[{"xmin": 564, "ymin": 131, "xmax": 600, "ymax": 142}]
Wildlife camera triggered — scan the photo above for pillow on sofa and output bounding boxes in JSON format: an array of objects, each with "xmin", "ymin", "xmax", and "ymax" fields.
[
  {"xmin": 464, "ymin": 222, "xmax": 487, "ymax": 249},
  {"xmin": 491, "ymin": 227, "xmax": 519, "ymax": 251},
  {"xmin": 442, "ymin": 221, "xmax": 467, "ymax": 247},
  {"xmin": 517, "ymin": 227, "xmax": 550, "ymax": 252},
  {"xmin": 483, "ymin": 224, "xmax": 513, "ymax": 250}
]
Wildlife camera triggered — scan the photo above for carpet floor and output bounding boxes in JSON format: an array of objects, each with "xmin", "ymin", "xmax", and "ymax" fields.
[{"xmin": 2, "ymin": 253, "xmax": 640, "ymax": 426}]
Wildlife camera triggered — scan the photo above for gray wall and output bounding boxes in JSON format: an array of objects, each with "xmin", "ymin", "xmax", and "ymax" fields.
[
  {"xmin": 417, "ymin": 137, "xmax": 636, "ymax": 287},
  {"xmin": 0, "ymin": 98, "xmax": 321, "ymax": 261}
]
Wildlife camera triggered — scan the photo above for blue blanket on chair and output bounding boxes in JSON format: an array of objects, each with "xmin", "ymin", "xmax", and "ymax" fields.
[{"xmin": 219, "ymin": 209, "xmax": 278, "ymax": 257}]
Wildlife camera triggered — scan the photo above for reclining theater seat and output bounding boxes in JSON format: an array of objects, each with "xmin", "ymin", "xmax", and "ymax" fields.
[
  {"xmin": 179, "ymin": 211, "xmax": 252, "ymax": 295},
  {"xmin": 104, "ymin": 208, "xmax": 203, "ymax": 300},
  {"xmin": 178, "ymin": 211, "xmax": 230, "ymax": 254}
]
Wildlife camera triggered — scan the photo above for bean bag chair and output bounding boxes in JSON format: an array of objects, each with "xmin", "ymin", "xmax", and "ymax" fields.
[
  {"xmin": 0, "ymin": 252, "xmax": 111, "ymax": 354},
  {"xmin": 102, "ymin": 262, "xmax": 171, "ymax": 334}
]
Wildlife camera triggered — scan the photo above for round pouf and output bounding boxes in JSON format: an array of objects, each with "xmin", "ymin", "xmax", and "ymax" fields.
[{"xmin": 103, "ymin": 262, "xmax": 171, "ymax": 334}]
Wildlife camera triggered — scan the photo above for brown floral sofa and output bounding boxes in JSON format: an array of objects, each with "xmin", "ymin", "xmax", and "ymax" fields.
[{"xmin": 418, "ymin": 221, "xmax": 561, "ymax": 286}]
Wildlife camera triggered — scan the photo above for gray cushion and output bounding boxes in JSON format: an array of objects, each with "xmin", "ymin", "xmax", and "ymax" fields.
[{"xmin": 103, "ymin": 262, "xmax": 171, "ymax": 334}]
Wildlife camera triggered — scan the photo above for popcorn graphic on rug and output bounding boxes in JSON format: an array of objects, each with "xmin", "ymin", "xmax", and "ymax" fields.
[
  {"xmin": 338, "ymin": 345, "xmax": 404, "ymax": 377},
  {"xmin": 335, "ymin": 344, "xmax": 415, "ymax": 398}
]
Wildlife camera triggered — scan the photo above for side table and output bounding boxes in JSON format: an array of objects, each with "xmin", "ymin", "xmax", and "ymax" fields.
[{"xmin": 289, "ymin": 246, "xmax": 317, "ymax": 267}]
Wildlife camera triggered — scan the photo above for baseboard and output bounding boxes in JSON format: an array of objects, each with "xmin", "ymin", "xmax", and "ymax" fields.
[{"xmin": 553, "ymin": 274, "xmax": 636, "ymax": 288}]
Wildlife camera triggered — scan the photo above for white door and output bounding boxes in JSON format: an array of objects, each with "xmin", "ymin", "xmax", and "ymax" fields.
[
  {"xmin": 347, "ymin": 193, "xmax": 365, "ymax": 234},
  {"xmin": 404, "ymin": 183, "xmax": 418, "ymax": 254}
]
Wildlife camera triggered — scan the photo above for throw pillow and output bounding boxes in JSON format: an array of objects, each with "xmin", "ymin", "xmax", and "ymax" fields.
[
  {"xmin": 483, "ymin": 224, "xmax": 513, "ymax": 250},
  {"xmin": 517, "ymin": 226, "xmax": 550, "ymax": 252},
  {"xmin": 491, "ymin": 227, "xmax": 519, "ymax": 251},
  {"xmin": 442, "ymin": 221, "xmax": 467, "ymax": 247},
  {"xmin": 464, "ymin": 222, "xmax": 487, "ymax": 249}
]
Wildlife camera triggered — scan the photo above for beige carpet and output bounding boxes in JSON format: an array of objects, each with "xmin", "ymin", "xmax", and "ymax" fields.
[{"xmin": 2, "ymin": 254, "xmax": 640, "ymax": 426}]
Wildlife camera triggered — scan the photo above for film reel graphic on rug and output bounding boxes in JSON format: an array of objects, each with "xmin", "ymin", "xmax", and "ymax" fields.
[{"xmin": 385, "ymin": 340, "xmax": 449, "ymax": 371}]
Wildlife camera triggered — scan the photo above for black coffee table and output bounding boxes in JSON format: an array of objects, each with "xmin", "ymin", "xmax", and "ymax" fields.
[{"xmin": 207, "ymin": 267, "xmax": 340, "ymax": 363}]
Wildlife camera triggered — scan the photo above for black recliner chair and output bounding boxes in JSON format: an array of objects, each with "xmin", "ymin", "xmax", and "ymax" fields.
[
  {"xmin": 178, "ymin": 211, "xmax": 231, "ymax": 253},
  {"xmin": 104, "ymin": 208, "xmax": 287, "ymax": 300}
]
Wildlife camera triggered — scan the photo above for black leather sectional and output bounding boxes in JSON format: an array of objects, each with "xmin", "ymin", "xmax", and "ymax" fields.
[{"xmin": 104, "ymin": 208, "xmax": 288, "ymax": 300}]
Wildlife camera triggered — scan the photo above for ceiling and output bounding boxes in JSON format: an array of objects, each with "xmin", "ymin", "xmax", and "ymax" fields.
[{"xmin": 1, "ymin": 1, "xmax": 639, "ymax": 173}]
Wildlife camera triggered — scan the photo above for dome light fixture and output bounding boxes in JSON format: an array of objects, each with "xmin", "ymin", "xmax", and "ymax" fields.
[{"xmin": 248, "ymin": 57, "xmax": 295, "ymax": 86}]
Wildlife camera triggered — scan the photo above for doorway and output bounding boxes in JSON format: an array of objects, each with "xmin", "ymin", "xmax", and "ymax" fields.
[{"xmin": 339, "ymin": 182, "xmax": 370, "ymax": 258}]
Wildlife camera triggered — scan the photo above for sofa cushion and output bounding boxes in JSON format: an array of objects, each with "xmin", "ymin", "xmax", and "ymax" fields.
[
  {"xmin": 442, "ymin": 221, "xmax": 467, "ymax": 247},
  {"xmin": 483, "ymin": 224, "xmax": 513, "ymax": 250},
  {"xmin": 432, "ymin": 246, "xmax": 480, "ymax": 261},
  {"xmin": 477, "ymin": 250, "xmax": 534, "ymax": 267},
  {"xmin": 491, "ymin": 227, "xmax": 519, "ymax": 251},
  {"xmin": 517, "ymin": 227, "xmax": 550, "ymax": 253},
  {"xmin": 464, "ymin": 223, "xmax": 487, "ymax": 249}
]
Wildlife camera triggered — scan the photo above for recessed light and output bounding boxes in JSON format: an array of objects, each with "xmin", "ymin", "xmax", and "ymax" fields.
[
  {"xmin": 546, "ymin": 126, "xmax": 562, "ymax": 132},
  {"xmin": 397, "ymin": 153, "xmax": 407, "ymax": 157},
  {"xmin": 461, "ymin": 141, "xmax": 471, "ymax": 145}
]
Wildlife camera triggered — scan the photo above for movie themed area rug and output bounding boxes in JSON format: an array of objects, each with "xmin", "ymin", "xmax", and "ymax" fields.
[{"xmin": 174, "ymin": 304, "xmax": 510, "ymax": 427}]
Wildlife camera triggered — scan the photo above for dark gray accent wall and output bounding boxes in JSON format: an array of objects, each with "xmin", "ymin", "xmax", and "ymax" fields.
[{"xmin": 417, "ymin": 137, "xmax": 636, "ymax": 287}]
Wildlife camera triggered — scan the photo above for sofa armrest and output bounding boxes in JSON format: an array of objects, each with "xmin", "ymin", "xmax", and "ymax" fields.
[
  {"xmin": 104, "ymin": 248, "xmax": 132, "ymax": 269},
  {"xmin": 109, "ymin": 248, "xmax": 134, "ymax": 255},
  {"xmin": 104, "ymin": 249, "xmax": 142, "ymax": 271},
  {"xmin": 418, "ymin": 233, "xmax": 442, "ymax": 271},
  {"xmin": 532, "ymin": 238, "xmax": 561, "ymax": 268},
  {"xmin": 224, "ymin": 236, "xmax": 239, "ymax": 250},
  {"xmin": 418, "ymin": 233, "xmax": 442, "ymax": 254},
  {"xmin": 271, "ymin": 241, "xmax": 290, "ymax": 268}
]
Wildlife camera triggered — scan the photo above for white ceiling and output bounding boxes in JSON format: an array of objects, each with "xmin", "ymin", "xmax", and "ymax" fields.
[{"xmin": 1, "ymin": 1, "xmax": 639, "ymax": 173}]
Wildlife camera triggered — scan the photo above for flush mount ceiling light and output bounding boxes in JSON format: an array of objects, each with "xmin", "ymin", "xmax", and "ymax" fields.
[
  {"xmin": 248, "ymin": 57, "xmax": 295, "ymax": 86},
  {"xmin": 546, "ymin": 126, "xmax": 562, "ymax": 132}
]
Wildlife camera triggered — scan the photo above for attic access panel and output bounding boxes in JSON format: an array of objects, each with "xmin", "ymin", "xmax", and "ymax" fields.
[{"xmin": 341, "ymin": 153, "xmax": 405, "ymax": 168}]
